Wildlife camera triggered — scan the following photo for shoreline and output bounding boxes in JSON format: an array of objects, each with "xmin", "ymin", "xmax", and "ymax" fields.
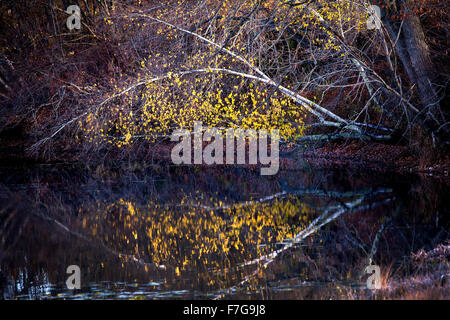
[{"xmin": 0, "ymin": 139, "xmax": 449, "ymax": 178}]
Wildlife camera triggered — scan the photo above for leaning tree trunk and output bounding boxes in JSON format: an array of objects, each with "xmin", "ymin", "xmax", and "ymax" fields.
[
  {"xmin": 402, "ymin": 13, "xmax": 440, "ymax": 112},
  {"xmin": 380, "ymin": 0, "xmax": 447, "ymax": 146}
]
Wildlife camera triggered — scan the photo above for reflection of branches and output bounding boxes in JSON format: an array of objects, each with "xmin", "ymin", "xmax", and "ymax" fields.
[
  {"xmin": 35, "ymin": 210, "xmax": 168, "ymax": 272},
  {"xmin": 359, "ymin": 207, "xmax": 399, "ymax": 279},
  {"xmin": 171, "ymin": 187, "xmax": 392, "ymax": 211},
  {"xmin": 0, "ymin": 209, "xmax": 24, "ymax": 265},
  {"xmin": 214, "ymin": 188, "xmax": 394, "ymax": 299}
]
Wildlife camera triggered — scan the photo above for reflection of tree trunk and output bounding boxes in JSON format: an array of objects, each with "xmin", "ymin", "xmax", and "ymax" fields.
[{"xmin": 381, "ymin": 1, "xmax": 447, "ymax": 145}]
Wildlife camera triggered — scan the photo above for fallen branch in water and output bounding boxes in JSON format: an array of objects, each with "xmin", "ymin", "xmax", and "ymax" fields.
[{"xmin": 296, "ymin": 132, "xmax": 391, "ymax": 143}]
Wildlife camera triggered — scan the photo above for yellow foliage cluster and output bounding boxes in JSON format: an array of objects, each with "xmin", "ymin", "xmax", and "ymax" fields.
[
  {"xmin": 81, "ymin": 49, "xmax": 307, "ymax": 147},
  {"xmin": 79, "ymin": 0, "xmax": 372, "ymax": 148}
]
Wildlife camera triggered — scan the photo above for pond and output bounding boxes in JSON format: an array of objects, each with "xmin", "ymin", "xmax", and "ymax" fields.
[{"xmin": 0, "ymin": 162, "xmax": 448, "ymax": 299}]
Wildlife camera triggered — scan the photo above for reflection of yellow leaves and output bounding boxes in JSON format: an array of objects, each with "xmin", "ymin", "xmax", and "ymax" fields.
[
  {"xmin": 79, "ymin": 194, "xmax": 314, "ymax": 278},
  {"xmin": 127, "ymin": 201, "xmax": 135, "ymax": 215},
  {"xmin": 258, "ymin": 268, "xmax": 264, "ymax": 278}
]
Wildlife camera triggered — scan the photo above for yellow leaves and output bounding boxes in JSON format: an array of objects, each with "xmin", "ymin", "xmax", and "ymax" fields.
[
  {"xmin": 124, "ymin": 132, "xmax": 132, "ymax": 143},
  {"xmin": 80, "ymin": 11, "xmax": 313, "ymax": 148}
]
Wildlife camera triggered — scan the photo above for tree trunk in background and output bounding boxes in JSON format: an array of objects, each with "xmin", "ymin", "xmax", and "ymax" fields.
[
  {"xmin": 402, "ymin": 12, "xmax": 441, "ymax": 115},
  {"xmin": 380, "ymin": 0, "xmax": 447, "ymax": 146}
]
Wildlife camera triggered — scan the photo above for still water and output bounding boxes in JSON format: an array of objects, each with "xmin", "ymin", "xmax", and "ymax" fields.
[{"xmin": 0, "ymin": 162, "xmax": 448, "ymax": 299}]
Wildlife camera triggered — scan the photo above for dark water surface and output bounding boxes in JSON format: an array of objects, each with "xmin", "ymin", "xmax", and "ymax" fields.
[{"xmin": 0, "ymin": 162, "xmax": 448, "ymax": 299}]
